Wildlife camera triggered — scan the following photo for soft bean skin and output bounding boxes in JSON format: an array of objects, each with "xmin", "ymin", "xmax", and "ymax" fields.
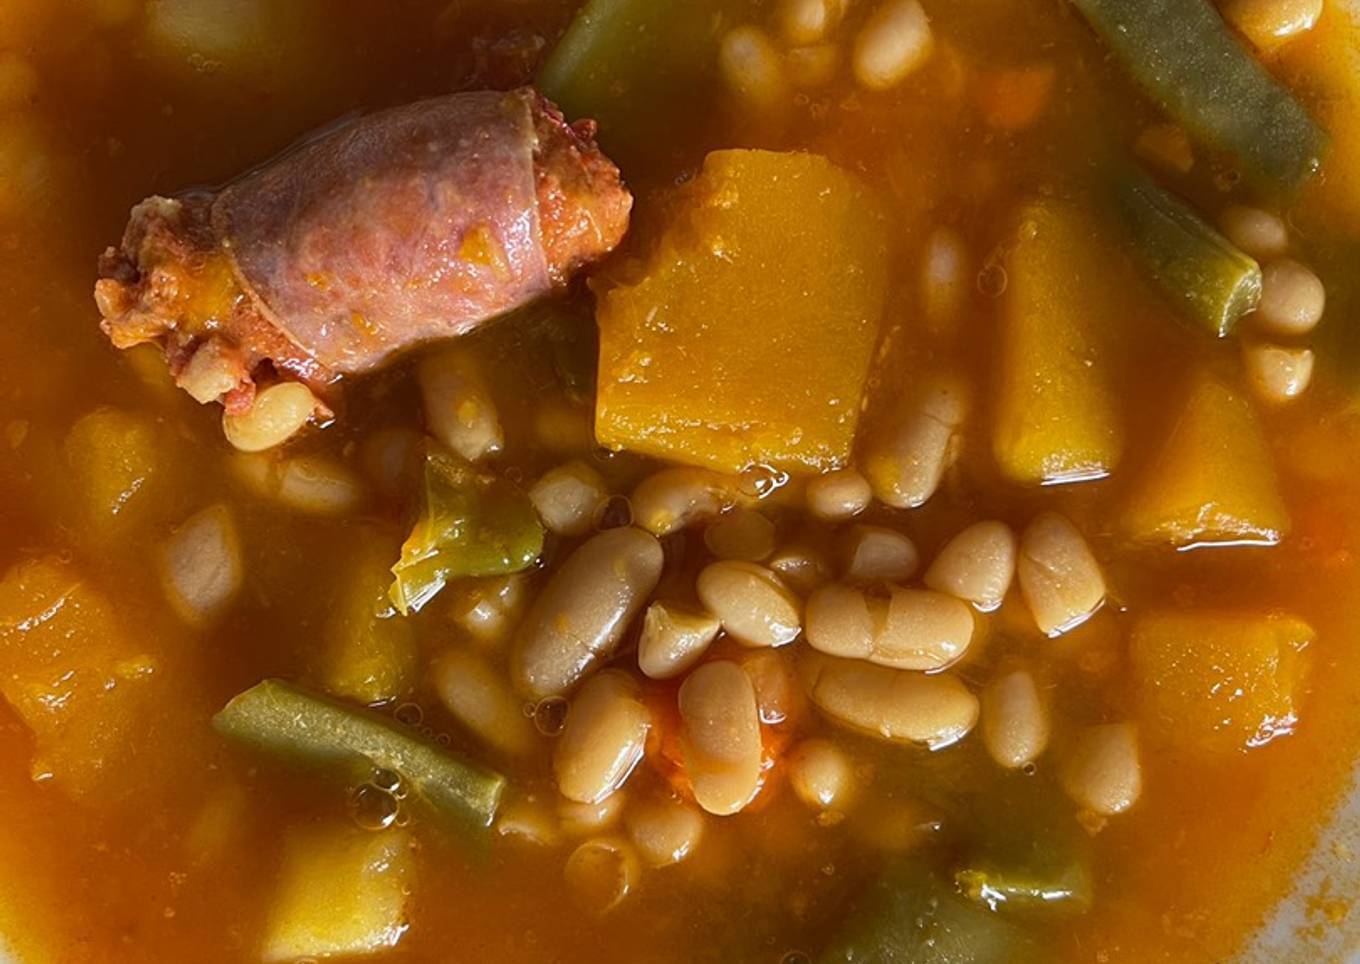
[
  {"xmin": 512, "ymin": 527, "xmax": 664, "ymax": 698},
  {"xmin": 678, "ymin": 661, "xmax": 764, "ymax": 816},
  {"xmin": 554, "ymin": 670, "xmax": 651, "ymax": 805}
]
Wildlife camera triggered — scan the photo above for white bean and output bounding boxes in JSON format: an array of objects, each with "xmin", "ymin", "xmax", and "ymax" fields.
[
  {"xmin": 637, "ymin": 602, "xmax": 720, "ymax": 680},
  {"xmin": 800, "ymin": 650, "xmax": 978, "ymax": 749},
  {"xmin": 512, "ymin": 527, "xmax": 664, "ymax": 698},
  {"xmin": 921, "ymin": 226, "xmax": 969, "ymax": 336},
  {"xmin": 1017, "ymin": 512, "xmax": 1105, "ymax": 637},
  {"xmin": 1243, "ymin": 342, "xmax": 1314, "ymax": 404},
  {"xmin": 853, "ymin": 0, "xmax": 933, "ymax": 92},
  {"xmin": 695, "ymin": 561, "xmax": 801, "ymax": 648},
  {"xmin": 981, "ymin": 669, "xmax": 1049, "ymax": 770},
  {"xmin": 222, "ymin": 382, "xmax": 319, "ymax": 452},
  {"xmin": 497, "ymin": 796, "xmax": 560, "ymax": 847},
  {"xmin": 840, "ymin": 525, "xmax": 919, "ymax": 585},
  {"xmin": 767, "ymin": 544, "xmax": 832, "ymax": 596},
  {"xmin": 159, "ymin": 503, "xmax": 242, "ymax": 625},
  {"xmin": 805, "ymin": 584, "xmax": 973, "ymax": 671},
  {"xmin": 1218, "ymin": 205, "xmax": 1289, "ymax": 260},
  {"xmin": 554, "ymin": 670, "xmax": 651, "ymax": 805},
  {"xmin": 418, "ymin": 347, "xmax": 503, "ymax": 461},
  {"xmin": 740, "ymin": 647, "xmax": 807, "ymax": 726},
  {"xmin": 625, "ymin": 795, "xmax": 705, "ymax": 867},
  {"xmin": 631, "ymin": 467, "xmax": 747, "ymax": 536},
  {"xmin": 720, "ymin": 25, "xmax": 789, "ymax": 115},
  {"xmin": 529, "ymin": 460, "xmax": 608, "ymax": 537},
  {"xmin": 778, "ymin": 0, "xmax": 843, "ymax": 45},
  {"xmin": 431, "ymin": 649, "xmax": 537, "ymax": 756},
  {"xmin": 447, "ymin": 574, "xmax": 529, "ymax": 648},
  {"xmin": 923, "ymin": 520, "xmax": 1017, "ymax": 612},
  {"xmin": 1254, "ymin": 258, "xmax": 1326, "ymax": 336},
  {"xmin": 564, "ymin": 837, "xmax": 640, "ymax": 913},
  {"xmin": 704, "ymin": 507, "xmax": 776, "ymax": 562},
  {"xmin": 1061, "ymin": 723, "xmax": 1142, "ymax": 816},
  {"xmin": 558, "ymin": 792, "xmax": 627, "ymax": 837},
  {"xmin": 787, "ymin": 738, "xmax": 855, "ymax": 812},
  {"xmin": 678, "ymin": 661, "xmax": 764, "ymax": 816},
  {"xmin": 806, "ymin": 468, "xmax": 872, "ymax": 522},
  {"xmin": 863, "ymin": 375, "xmax": 967, "ymax": 509}
]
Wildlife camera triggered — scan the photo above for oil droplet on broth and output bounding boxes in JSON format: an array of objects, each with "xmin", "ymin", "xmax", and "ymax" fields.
[{"xmin": 534, "ymin": 696, "xmax": 569, "ymax": 737}]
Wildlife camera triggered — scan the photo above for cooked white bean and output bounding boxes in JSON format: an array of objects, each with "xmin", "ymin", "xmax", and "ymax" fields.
[
  {"xmin": 358, "ymin": 425, "xmax": 422, "ymax": 500},
  {"xmin": 559, "ymin": 792, "xmax": 627, "ymax": 837},
  {"xmin": 740, "ymin": 647, "xmax": 806, "ymax": 726},
  {"xmin": 222, "ymin": 382, "xmax": 319, "ymax": 452},
  {"xmin": 921, "ymin": 226, "xmax": 969, "ymax": 335},
  {"xmin": 1222, "ymin": 0, "xmax": 1322, "ymax": 51},
  {"xmin": 418, "ymin": 347, "xmax": 503, "ymax": 461},
  {"xmin": 787, "ymin": 738, "xmax": 855, "ymax": 812},
  {"xmin": 863, "ymin": 375, "xmax": 967, "ymax": 509},
  {"xmin": 806, "ymin": 468, "xmax": 872, "ymax": 521},
  {"xmin": 512, "ymin": 527, "xmax": 664, "ymax": 698},
  {"xmin": 564, "ymin": 837, "xmax": 640, "ymax": 913},
  {"xmin": 1243, "ymin": 342, "xmax": 1314, "ymax": 404},
  {"xmin": 779, "ymin": 0, "xmax": 843, "ymax": 45},
  {"xmin": 1017, "ymin": 512, "xmax": 1105, "ymax": 637},
  {"xmin": 530, "ymin": 460, "xmax": 608, "ymax": 537},
  {"xmin": 637, "ymin": 602, "xmax": 721, "ymax": 680},
  {"xmin": 720, "ymin": 25, "xmax": 789, "ymax": 115},
  {"xmin": 554, "ymin": 671, "xmax": 651, "ymax": 805},
  {"xmin": 631, "ymin": 467, "xmax": 746, "ymax": 536},
  {"xmin": 767, "ymin": 544, "xmax": 832, "ymax": 596},
  {"xmin": 924, "ymin": 520, "xmax": 1016, "ymax": 612},
  {"xmin": 625, "ymin": 795, "xmax": 705, "ymax": 867},
  {"xmin": 704, "ymin": 507, "xmax": 776, "ymax": 562},
  {"xmin": 274, "ymin": 456, "xmax": 365, "ymax": 515},
  {"xmin": 786, "ymin": 43, "xmax": 841, "ymax": 89},
  {"xmin": 159, "ymin": 504, "xmax": 242, "ymax": 625},
  {"xmin": 805, "ymin": 584, "xmax": 972, "ymax": 671},
  {"xmin": 800, "ymin": 650, "xmax": 978, "ymax": 749},
  {"xmin": 695, "ymin": 561, "xmax": 801, "ymax": 648},
  {"xmin": 981, "ymin": 669, "xmax": 1049, "ymax": 770},
  {"xmin": 678, "ymin": 661, "xmax": 764, "ymax": 816},
  {"xmin": 853, "ymin": 0, "xmax": 933, "ymax": 92},
  {"xmin": 1218, "ymin": 205, "xmax": 1289, "ymax": 260},
  {"xmin": 497, "ymin": 796, "xmax": 560, "ymax": 847},
  {"xmin": 1254, "ymin": 258, "xmax": 1325, "ymax": 336},
  {"xmin": 447, "ymin": 574, "xmax": 529, "ymax": 648},
  {"xmin": 432, "ymin": 649, "xmax": 537, "ymax": 756},
  {"xmin": 840, "ymin": 525, "xmax": 919, "ymax": 585},
  {"xmin": 1062, "ymin": 723, "xmax": 1142, "ymax": 816}
]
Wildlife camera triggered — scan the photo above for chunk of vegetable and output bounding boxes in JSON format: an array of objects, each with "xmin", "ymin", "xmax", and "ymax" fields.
[
  {"xmin": 1069, "ymin": 0, "xmax": 1327, "ymax": 191},
  {"xmin": 389, "ymin": 445, "xmax": 543, "ymax": 615},
  {"xmin": 0, "ymin": 558, "xmax": 163, "ymax": 795},
  {"xmin": 538, "ymin": 0, "xmax": 747, "ymax": 168},
  {"xmin": 213, "ymin": 679, "xmax": 505, "ymax": 835},
  {"xmin": 1130, "ymin": 610, "xmax": 1311, "ymax": 753},
  {"xmin": 596, "ymin": 149, "xmax": 889, "ymax": 474},
  {"xmin": 324, "ymin": 539, "xmax": 418, "ymax": 705},
  {"xmin": 262, "ymin": 824, "xmax": 413, "ymax": 962},
  {"xmin": 819, "ymin": 859, "xmax": 1034, "ymax": 964},
  {"xmin": 1120, "ymin": 375, "xmax": 1289, "ymax": 546},
  {"xmin": 64, "ymin": 407, "xmax": 162, "ymax": 533},
  {"xmin": 1113, "ymin": 171, "xmax": 1263, "ymax": 337},
  {"xmin": 1287, "ymin": 3, "xmax": 1360, "ymax": 233},
  {"xmin": 992, "ymin": 200, "xmax": 1123, "ymax": 484}
]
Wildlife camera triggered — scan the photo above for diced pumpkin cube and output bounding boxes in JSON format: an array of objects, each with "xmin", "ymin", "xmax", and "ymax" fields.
[
  {"xmin": 64, "ymin": 407, "xmax": 161, "ymax": 533},
  {"xmin": 1130, "ymin": 610, "xmax": 1312, "ymax": 753},
  {"xmin": 1121, "ymin": 375, "xmax": 1289, "ymax": 546},
  {"xmin": 596, "ymin": 149, "xmax": 890, "ymax": 474},
  {"xmin": 324, "ymin": 538, "xmax": 418, "ymax": 705},
  {"xmin": 992, "ymin": 200, "xmax": 1123, "ymax": 484},
  {"xmin": 0, "ymin": 557, "xmax": 160, "ymax": 794},
  {"xmin": 263, "ymin": 825, "xmax": 414, "ymax": 962}
]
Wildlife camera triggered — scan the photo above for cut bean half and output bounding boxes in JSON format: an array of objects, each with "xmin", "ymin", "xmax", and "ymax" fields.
[
  {"xmin": 805, "ymin": 583, "xmax": 973, "ymax": 671},
  {"xmin": 564, "ymin": 836, "xmax": 640, "ymax": 913},
  {"xmin": 529, "ymin": 460, "xmax": 608, "ymax": 537},
  {"xmin": 840, "ymin": 525, "xmax": 919, "ymax": 585},
  {"xmin": 637, "ymin": 601, "xmax": 721, "ymax": 680},
  {"xmin": 1243, "ymin": 342, "xmax": 1314, "ymax": 404}
]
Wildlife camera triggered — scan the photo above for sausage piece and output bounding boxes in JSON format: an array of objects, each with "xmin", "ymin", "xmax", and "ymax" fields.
[{"xmin": 95, "ymin": 88, "xmax": 631, "ymax": 414}]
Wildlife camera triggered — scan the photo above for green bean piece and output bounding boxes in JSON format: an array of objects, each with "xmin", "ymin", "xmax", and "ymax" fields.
[
  {"xmin": 213, "ymin": 679, "xmax": 505, "ymax": 835},
  {"xmin": 1070, "ymin": 0, "xmax": 1327, "ymax": 192},
  {"xmin": 1114, "ymin": 171, "xmax": 1263, "ymax": 337}
]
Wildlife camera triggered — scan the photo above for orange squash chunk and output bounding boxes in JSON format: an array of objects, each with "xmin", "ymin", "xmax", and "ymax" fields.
[
  {"xmin": 1121, "ymin": 374, "xmax": 1289, "ymax": 546},
  {"xmin": 595, "ymin": 149, "xmax": 889, "ymax": 474},
  {"xmin": 1131, "ymin": 610, "xmax": 1311, "ymax": 754}
]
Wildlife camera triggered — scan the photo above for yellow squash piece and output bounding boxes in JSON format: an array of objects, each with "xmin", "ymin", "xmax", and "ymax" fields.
[
  {"xmin": 64, "ymin": 406, "xmax": 162, "ymax": 534},
  {"xmin": 323, "ymin": 537, "xmax": 418, "ymax": 705},
  {"xmin": 1121, "ymin": 375, "xmax": 1289, "ymax": 546},
  {"xmin": 1130, "ymin": 610, "xmax": 1312, "ymax": 754},
  {"xmin": 595, "ymin": 149, "xmax": 890, "ymax": 474},
  {"xmin": 263, "ymin": 825, "xmax": 414, "ymax": 962},
  {"xmin": 992, "ymin": 200, "xmax": 1124, "ymax": 484},
  {"xmin": 0, "ymin": 557, "xmax": 161, "ymax": 794}
]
